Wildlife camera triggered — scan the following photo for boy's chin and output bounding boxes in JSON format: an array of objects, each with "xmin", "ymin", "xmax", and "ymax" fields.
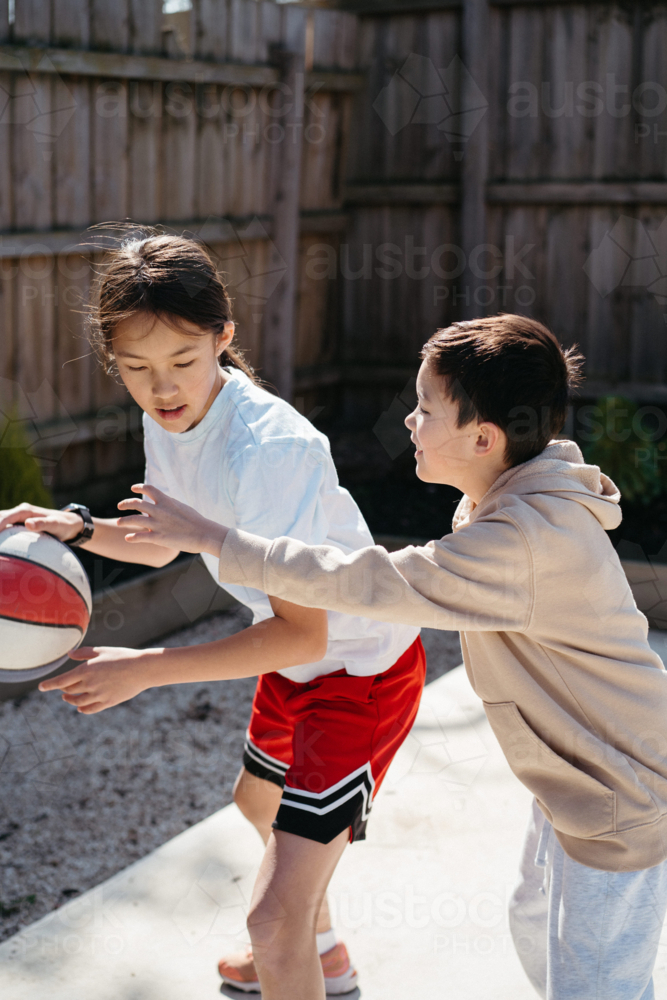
[
  {"xmin": 415, "ymin": 460, "xmax": 451, "ymax": 487},
  {"xmin": 415, "ymin": 463, "xmax": 436, "ymax": 484}
]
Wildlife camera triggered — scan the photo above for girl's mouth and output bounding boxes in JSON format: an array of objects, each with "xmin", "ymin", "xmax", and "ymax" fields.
[{"xmin": 156, "ymin": 405, "xmax": 186, "ymax": 421}]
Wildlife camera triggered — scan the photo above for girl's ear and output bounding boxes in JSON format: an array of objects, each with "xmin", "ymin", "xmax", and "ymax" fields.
[{"xmin": 215, "ymin": 321, "xmax": 235, "ymax": 357}]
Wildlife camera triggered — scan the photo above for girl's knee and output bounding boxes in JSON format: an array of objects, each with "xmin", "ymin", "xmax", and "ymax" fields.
[{"xmin": 247, "ymin": 905, "xmax": 313, "ymax": 976}]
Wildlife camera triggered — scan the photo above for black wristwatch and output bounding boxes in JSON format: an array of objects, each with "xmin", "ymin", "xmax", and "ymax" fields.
[{"xmin": 61, "ymin": 503, "xmax": 95, "ymax": 547}]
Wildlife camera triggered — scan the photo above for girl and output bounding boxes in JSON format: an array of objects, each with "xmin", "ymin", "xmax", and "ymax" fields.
[{"xmin": 2, "ymin": 232, "xmax": 425, "ymax": 1000}]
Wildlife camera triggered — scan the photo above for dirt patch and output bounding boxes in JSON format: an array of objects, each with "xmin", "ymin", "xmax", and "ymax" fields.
[{"xmin": 0, "ymin": 613, "xmax": 461, "ymax": 942}]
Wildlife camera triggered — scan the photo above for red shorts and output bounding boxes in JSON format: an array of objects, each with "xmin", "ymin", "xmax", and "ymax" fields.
[{"xmin": 243, "ymin": 637, "xmax": 426, "ymax": 844}]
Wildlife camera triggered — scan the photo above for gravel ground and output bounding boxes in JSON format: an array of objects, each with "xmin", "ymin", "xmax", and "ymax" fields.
[{"xmin": 0, "ymin": 614, "xmax": 461, "ymax": 943}]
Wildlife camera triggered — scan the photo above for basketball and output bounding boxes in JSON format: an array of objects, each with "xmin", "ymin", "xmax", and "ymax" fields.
[{"xmin": 0, "ymin": 526, "xmax": 92, "ymax": 682}]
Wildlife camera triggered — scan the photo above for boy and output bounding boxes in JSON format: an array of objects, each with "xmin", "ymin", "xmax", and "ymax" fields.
[{"xmin": 59, "ymin": 315, "xmax": 667, "ymax": 998}]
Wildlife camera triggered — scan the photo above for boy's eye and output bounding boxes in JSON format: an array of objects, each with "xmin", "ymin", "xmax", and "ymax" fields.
[{"xmin": 175, "ymin": 360, "xmax": 195, "ymax": 368}]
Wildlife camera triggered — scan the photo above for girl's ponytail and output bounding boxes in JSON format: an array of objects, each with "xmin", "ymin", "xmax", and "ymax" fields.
[{"xmin": 219, "ymin": 343, "xmax": 256, "ymax": 382}]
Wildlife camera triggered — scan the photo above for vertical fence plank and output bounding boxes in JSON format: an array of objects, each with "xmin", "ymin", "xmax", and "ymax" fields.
[
  {"xmin": 589, "ymin": 9, "xmax": 634, "ymax": 180},
  {"xmin": 337, "ymin": 12, "xmax": 358, "ymax": 71},
  {"xmin": 16, "ymin": 255, "xmax": 57, "ymax": 415},
  {"xmin": 0, "ymin": 0, "xmax": 10, "ymax": 43},
  {"xmin": 195, "ymin": 0, "xmax": 228, "ymax": 61},
  {"xmin": 0, "ymin": 260, "xmax": 16, "ymax": 392},
  {"xmin": 160, "ymin": 81, "xmax": 196, "ymax": 221},
  {"xmin": 300, "ymin": 91, "xmax": 338, "ymax": 210},
  {"xmin": 52, "ymin": 0, "xmax": 90, "ymax": 48},
  {"xmin": 544, "ymin": 207, "xmax": 588, "ymax": 348},
  {"xmin": 639, "ymin": 11, "xmax": 667, "ymax": 181},
  {"xmin": 543, "ymin": 7, "xmax": 589, "ymax": 180},
  {"xmin": 13, "ymin": 74, "xmax": 53, "ymax": 230},
  {"xmin": 14, "ymin": 0, "xmax": 51, "ymax": 46},
  {"xmin": 256, "ymin": 0, "xmax": 282, "ymax": 66},
  {"xmin": 0, "ymin": 70, "xmax": 11, "ymax": 230},
  {"xmin": 54, "ymin": 77, "xmax": 90, "ymax": 228},
  {"xmin": 460, "ymin": 0, "xmax": 489, "ymax": 319},
  {"xmin": 93, "ymin": 80, "xmax": 128, "ymax": 221},
  {"xmin": 128, "ymin": 81, "xmax": 162, "ymax": 222},
  {"xmin": 56, "ymin": 252, "xmax": 93, "ymax": 420},
  {"xmin": 506, "ymin": 6, "xmax": 544, "ymax": 179},
  {"xmin": 281, "ymin": 3, "xmax": 305, "ymax": 56},
  {"xmin": 129, "ymin": 0, "xmax": 163, "ymax": 56},
  {"xmin": 196, "ymin": 84, "xmax": 224, "ymax": 218},
  {"xmin": 294, "ymin": 233, "xmax": 329, "ymax": 368},
  {"xmin": 313, "ymin": 9, "xmax": 339, "ymax": 70},
  {"xmin": 91, "ymin": 0, "xmax": 129, "ymax": 53},
  {"xmin": 228, "ymin": 0, "xmax": 258, "ymax": 64},
  {"xmin": 264, "ymin": 50, "xmax": 305, "ymax": 400}
]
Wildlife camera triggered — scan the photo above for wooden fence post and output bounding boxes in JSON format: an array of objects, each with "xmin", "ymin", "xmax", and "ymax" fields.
[
  {"xmin": 263, "ymin": 45, "xmax": 305, "ymax": 401},
  {"xmin": 460, "ymin": 0, "xmax": 489, "ymax": 321}
]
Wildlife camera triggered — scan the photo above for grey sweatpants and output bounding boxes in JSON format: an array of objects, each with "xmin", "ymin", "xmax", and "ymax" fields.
[{"xmin": 509, "ymin": 799, "xmax": 667, "ymax": 1000}]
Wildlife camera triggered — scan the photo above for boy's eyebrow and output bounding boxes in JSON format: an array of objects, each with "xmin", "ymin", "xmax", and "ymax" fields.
[{"xmin": 115, "ymin": 344, "xmax": 197, "ymax": 360}]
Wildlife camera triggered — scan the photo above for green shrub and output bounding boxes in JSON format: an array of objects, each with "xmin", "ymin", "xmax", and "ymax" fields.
[
  {"xmin": 0, "ymin": 413, "xmax": 53, "ymax": 511},
  {"xmin": 580, "ymin": 396, "xmax": 667, "ymax": 505}
]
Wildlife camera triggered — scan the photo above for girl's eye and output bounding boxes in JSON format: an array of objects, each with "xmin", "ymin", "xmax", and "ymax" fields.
[
  {"xmin": 175, "ymin": 361, "xmax": 195, "ymax": 368},
  {"xmin": 128, "ymin": 366, "xmax": 146, "ymax": 372},
  {"xmin": 418, "ymin": 406, "xmax": 429, "ymax": 415}
]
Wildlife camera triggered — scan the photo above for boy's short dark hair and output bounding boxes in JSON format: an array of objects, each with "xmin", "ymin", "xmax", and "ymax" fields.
[{"xmin": 421, "ymin": 314, "xmax": 584, "ymax": 468}]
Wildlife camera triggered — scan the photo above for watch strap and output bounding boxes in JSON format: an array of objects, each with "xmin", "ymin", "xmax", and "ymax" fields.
[{"xmin": 61, "ymin": 503, "xmax": 94, "ymax": 547}]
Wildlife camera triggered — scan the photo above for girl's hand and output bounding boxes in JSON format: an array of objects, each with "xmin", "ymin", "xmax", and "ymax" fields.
[
  {"xmin": 116, "ymin": 484, "xmax": 228, "ymax": 556},
  {"xmin": 38, "ymin": 646, "xmax": 153, "ymax": 713},
  {"xmin": 0, "ymin": 502, "xmax": 84, "ymax": 542}
]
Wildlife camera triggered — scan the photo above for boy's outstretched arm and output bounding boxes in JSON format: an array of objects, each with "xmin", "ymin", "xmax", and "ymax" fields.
[
  {"xmin": 118, "ymin": 484, "xmax": 531, "ymax": 635},
  {"xmin": 38, "ymin": 596, "xmax": 328, "ymax": 714}
]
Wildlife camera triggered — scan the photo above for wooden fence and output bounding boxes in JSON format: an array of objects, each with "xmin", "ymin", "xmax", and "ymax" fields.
[
  {"xmin": 0, "ymin": 0, "xmax": 361, "ymax": 504},
  {"xmin": 335, "ymin": 0, "xmax": 667, "ymax": 415},
  {"xmin": 1, "ymin": 0, "xmax": 667, "ymax": 508}
]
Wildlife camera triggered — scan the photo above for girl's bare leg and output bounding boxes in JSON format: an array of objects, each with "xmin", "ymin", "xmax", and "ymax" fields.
[
  {"xmin": 233, "ymin": 766, "xmax": 334, "ymax": 933},
  {"xmin": 247, "ymin": 827, "xmax": 349, "ymax": 1000}
]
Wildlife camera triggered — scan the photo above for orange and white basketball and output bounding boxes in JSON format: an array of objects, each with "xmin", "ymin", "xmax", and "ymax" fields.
[{"xmin": 0, "ymin": 526, "xmax": 92, "ymax": 682}]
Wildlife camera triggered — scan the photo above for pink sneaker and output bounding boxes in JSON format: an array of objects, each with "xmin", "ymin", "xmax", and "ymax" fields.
[{"xmin": 218, "ymin": 941, "xmax": 358, "ymax": 994}]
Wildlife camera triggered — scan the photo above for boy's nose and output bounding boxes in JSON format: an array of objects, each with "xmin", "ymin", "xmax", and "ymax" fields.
[{"xmin": 404, "ymin": 410, "xmax": 416, "ymax": 430}]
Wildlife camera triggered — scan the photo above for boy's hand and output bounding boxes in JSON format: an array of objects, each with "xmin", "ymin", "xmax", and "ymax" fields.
[
  {"xmin": 0, "ymin": 502, "xmax": 84, "ymax": 542},
  {"xmin": 117, "ymin": 484, "xmax": 228, "ymax": 557},
  {"xmin": 38, "ymin": 646, "xmax": 151, "ymax": 713}
]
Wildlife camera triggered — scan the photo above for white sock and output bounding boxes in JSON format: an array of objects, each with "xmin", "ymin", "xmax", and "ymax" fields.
[{"xmin": 316, "ymin": 928, "xmax": 337, "ymax": 955}]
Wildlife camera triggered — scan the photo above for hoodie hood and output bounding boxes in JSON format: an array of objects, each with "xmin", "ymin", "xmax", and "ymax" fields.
[{"xmin": 453, "ymin": 439, "xmax": 622, "ymax": 533}]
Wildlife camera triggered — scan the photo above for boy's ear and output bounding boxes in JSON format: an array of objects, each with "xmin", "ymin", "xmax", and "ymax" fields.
[{"xmin": 474, "ymin": 421, "xmax": 505, "ymax": 456}]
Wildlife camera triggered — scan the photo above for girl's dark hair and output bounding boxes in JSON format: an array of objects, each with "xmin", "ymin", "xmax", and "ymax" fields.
[
  {"xmin": 88, "ymin": 228, "xmax": 257, "ymax": 382},
  {"xmin": 421, "ymin": 314, "xmax": 584, "ymax": 468}
]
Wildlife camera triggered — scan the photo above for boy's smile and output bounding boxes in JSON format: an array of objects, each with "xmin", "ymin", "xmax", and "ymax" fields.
[{"xmin": 112, "ymin": 313, "xmax": 234, "ymax": 433}]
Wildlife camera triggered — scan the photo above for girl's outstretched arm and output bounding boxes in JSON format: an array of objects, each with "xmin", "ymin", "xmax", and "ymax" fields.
[
  {"xmin": 0, "ymin": 501, "xmax": 179, "ymax": 567},
  {"xmin": 38, "ymin": 595, "xmax": 328, "ymax": 714}
]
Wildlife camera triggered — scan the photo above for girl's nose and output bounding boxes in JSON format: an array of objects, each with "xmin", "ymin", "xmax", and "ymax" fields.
[
  {"xmin": 404, "ymin": 409, "xmax": 416, "ymax": 430},
  {"xmin": 152, "ymin": 375, "xmax": 178, "ymax": 399}
]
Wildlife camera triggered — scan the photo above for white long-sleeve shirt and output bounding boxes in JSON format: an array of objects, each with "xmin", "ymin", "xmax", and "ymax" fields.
[{"xmin": 142, "ymin": 367, "xmax": 419, "ymax": 682}]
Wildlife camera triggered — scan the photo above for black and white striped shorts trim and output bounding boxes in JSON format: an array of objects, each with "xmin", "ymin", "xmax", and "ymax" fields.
[
  {"xmin": 243, "ymin": 736, "xmax": 289, "ymax": 789},
  {"xmin": 275, "ymin": 763, "xmax": 375, "ymax": 845}
]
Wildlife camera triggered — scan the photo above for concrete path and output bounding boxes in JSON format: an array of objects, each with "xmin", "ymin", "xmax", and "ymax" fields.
[{"xmin": 2, "ymin": 633, "xmax": 667, "ymax": 1000}]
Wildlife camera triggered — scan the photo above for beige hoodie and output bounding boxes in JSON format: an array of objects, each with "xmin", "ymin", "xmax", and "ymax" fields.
[{"xmin": 217, "ymin": 440, "xmax": 667, "ymax": 872}]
